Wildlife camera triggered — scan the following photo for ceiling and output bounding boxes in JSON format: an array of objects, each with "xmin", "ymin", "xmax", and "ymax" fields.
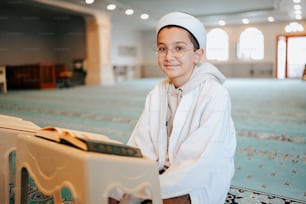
[
  {"xmin": 2, "ymin": 0, "xmax": 306, "ymax": 30},
  {"xmin": 104, "ymin": 0, "xmax": 305, "ymax": 29}
]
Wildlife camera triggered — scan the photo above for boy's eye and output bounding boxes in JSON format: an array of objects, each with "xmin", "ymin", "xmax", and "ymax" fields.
[
  {"xmin": 175, "ymin": 46, "xmax": 185, "ymax": 52},
  {"xmin": 158, "ymin": 47, "xmax": 167, "ymax": 52}
]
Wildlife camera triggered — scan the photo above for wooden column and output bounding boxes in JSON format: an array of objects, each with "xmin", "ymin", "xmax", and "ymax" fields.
[{"xmin": 85, "ymin": 14, "xmax": 114, "ymax": 85}]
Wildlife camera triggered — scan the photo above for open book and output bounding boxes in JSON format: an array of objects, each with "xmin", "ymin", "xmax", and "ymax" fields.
[{"xmin": 35, "ymin": 126, "xmax": 143, "ymax": 158}]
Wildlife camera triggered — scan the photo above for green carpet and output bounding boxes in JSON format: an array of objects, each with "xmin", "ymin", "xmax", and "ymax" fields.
[{"xmin": 1, "ymin": 78, "xmax": 306, "ymax": 203}]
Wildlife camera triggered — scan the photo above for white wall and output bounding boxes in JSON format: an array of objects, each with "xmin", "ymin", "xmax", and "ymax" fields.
[
  {"xmin": 0, "ymin": 7, "xmax": 86, "ymax": 69},
  {"xmin": 111, "ymin": 24, "xmax": 144, "ymax": 79}
]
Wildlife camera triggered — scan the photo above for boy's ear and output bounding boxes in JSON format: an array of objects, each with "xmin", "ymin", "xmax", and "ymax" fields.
[{"xmin": 194, "ymin": 48, "xmax": 204, "ymax": 64}]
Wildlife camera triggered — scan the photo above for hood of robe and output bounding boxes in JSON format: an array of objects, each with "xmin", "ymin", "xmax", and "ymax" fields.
[
  {"xmin": 165, "ymin": 62, "xmax": 226, "ymax": 136},
  {"xmin": 167, "ymin": 62, "xmax": 226, "ymax": 97}
]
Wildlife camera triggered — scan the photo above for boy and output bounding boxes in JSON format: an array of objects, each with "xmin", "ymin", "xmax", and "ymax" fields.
[{"xmin": 110, "ymin": 11, "xmax": 236, "ymax": 204}]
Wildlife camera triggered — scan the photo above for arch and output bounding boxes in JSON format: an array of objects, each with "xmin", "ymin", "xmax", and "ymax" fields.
[
  {"xmin": 206, "ymin": 28, "xmax": 229, "ymax": 61},
  {"xmin": 237, "ymin": 27, "xmax": 264, "ymax": 60}
]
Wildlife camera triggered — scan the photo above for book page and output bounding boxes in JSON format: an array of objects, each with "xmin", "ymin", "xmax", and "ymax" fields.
[
  {"xmin": 36, "ymin": 126, "xmax": 122, "ymax": 145},
  {"xmin": 35, "ymin": 126, "xmax": 63, "ymax": 142},
  {"xmin": 60, "ymin": 130, "xmax": 88, "ymax": 150}
]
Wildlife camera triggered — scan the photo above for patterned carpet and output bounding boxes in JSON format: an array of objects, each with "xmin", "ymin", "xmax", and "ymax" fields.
[{"xmin": 1, "ymin": 78, "xmax": 306, "ymax": 203}]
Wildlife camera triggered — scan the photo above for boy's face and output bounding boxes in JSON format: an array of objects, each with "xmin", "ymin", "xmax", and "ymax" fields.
[{"xmin": 157, "ymin": 26, "xmax": 203, "ymax": 87}]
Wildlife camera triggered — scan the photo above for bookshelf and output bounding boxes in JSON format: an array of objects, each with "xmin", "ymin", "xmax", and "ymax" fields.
[{"xmin": 6, "ymin": 64, "xmax": 56, "ymax": 89}]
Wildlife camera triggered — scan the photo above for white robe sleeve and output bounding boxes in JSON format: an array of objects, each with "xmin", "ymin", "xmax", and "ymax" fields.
[{"xmin": 128, "ymin": 86, "xmax": 167, "ymax": 165}]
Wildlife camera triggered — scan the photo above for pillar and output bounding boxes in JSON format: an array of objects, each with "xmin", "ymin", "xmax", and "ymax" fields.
[{"xmin": 85, "ymin": 13, "xmax": 114, "ymax": 85}]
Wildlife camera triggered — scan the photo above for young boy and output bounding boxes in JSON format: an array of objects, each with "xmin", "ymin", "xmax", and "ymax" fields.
[{"xmin": 110, "ymin": 11, "xmax": 236, "ymax": 204}]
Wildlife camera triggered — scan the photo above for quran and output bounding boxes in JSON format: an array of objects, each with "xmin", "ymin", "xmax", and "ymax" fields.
[{"xmin": 35, "ymin": 126, "xmax": 143, "ymax": 158}]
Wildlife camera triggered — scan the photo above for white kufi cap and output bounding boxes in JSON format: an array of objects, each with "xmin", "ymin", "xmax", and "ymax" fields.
[{"xmin": 156, "ymin": 12, "xmax": 206, "ymax": 48}]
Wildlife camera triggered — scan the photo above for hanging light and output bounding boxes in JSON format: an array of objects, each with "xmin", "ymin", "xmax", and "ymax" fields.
[
  {"xmin": 107, "ymin": 4, "xmax": 116, "ymax": 10},
  {"xmin": 125, "ymin": 9, "xmax": 134, "ymax": 15},
  {"xmin": 242, "ymin": 18, "xmax": 249, "ymax": 24},
  {"xmin": 140, "ymin": 13, "xmax": 149, "ymax": 20},
  {"xmin": 85, "ymin": 0, "xmax": 94, "ymax": 4},
  {"xmin": 218, "ymin": 20, "xmax": 226, "ymax": 26},
  {"xmin": 267, "ymin": 16, "xmax": 274, "ymax": 22},
  {"xmin": 293, "ymin": 0, "xmax": 301, "ymax": 3}
]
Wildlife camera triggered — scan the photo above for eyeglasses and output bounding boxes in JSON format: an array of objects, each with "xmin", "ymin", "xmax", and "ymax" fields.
[{"xmin": 156, "ymin": 45, "xmax": 195, "ymax": 58}]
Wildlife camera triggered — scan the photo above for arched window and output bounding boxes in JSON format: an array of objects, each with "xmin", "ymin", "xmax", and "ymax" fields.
[
  {"xmin": 285, "ymin": 22, "xmax": 304, "ymax": 33},
  {"xmin": 206, "ymin": 28, "xmax": 228, "ymax": 60},
  {"xmin": 237, "ymin": 27, "xmax": 264, "ymax": 60}
]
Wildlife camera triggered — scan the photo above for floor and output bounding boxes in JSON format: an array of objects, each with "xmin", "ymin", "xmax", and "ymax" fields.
[{"xmin": 1, "ymin": 78, "xmax": 306, "ymax": 203}]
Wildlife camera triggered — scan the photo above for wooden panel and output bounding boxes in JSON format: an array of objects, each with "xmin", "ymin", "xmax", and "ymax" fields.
[{"xmin": 6, "ymin": 64, "xmax": 56, "ymax": 90}]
